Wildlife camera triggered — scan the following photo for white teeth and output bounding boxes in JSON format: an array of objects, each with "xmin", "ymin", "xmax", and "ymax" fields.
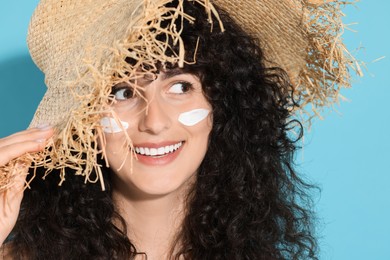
[
  {"xmin": 150, "ymin": 148, "xmax": 157, "ymax": 156},
  {"xmin": 134, "ymin": 142, "xmax": 183, "ymax": 156},
  {"xmin": 157, "ymin": 147, "xmax": 165, "ymax": 155}
]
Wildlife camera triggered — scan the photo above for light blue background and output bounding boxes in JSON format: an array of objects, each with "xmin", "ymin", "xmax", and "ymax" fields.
[{"xmin": 0, "ymin": 1, "xmax": 389, "ymax": 259}]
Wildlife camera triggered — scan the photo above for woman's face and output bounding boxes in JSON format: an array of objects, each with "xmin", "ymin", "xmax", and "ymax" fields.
[{"xmin": 102, "ymin": 69, "xmax": 212, "ymax": 198}]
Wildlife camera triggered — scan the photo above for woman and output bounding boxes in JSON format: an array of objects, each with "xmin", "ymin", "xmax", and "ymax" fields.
[{"xmin": 0, "ymin": 0, "xmax": 354, "ymax": 259}]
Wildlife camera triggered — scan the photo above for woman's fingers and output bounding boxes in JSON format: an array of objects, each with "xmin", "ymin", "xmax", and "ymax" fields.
[
  {"xmin": 0, "ymin": 164, "xmax": 28, "ymax": 246},
  {"xmin": 0, "ymin": 126, "xmax": 53, "ymax": 149},
  {"xmin": 0, "ymin": 126, "xmax": 54, "ymax": 166},
  {"xmin": 2, "ymin": 163, "xmax": 27, "ymax": 214},
  {"xmin": 0, "ymin": 141, "xmax": 47, "ymax": 166}
]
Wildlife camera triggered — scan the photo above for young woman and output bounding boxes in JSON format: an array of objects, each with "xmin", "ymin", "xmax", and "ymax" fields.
[{"xmin": 0, "ymin": 0, "xmax": 353, "ymax": 259}]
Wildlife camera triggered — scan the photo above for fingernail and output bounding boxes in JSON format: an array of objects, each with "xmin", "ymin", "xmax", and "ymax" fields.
[
  {"xmin": 35, "ymin": 139, "xmax": 46, "ymax": 143},
  {"xmin": 37, "ymin": 124, "xmax": 52, "ymax": 130}
]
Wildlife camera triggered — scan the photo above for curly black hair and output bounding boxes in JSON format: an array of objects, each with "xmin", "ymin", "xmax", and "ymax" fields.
[{"xmin": 9, "ymin": 1, "xmax": 318, "ymax": 259}]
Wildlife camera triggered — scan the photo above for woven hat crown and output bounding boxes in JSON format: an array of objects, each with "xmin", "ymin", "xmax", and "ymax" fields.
[
  {"xmin": 214, "ymin": 0, "xmax": 308, "ymax": 81},
  {"xmin": 28, "ymin": 0, "xmax": 145, "ymax": 128}
]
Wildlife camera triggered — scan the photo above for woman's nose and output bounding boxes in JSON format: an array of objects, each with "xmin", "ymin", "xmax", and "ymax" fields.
[{"xmin": 138, "ymin": 97, "xmax": 172, "ymax": 134}]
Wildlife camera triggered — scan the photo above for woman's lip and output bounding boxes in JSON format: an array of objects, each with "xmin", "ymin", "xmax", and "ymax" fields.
[{"xmin": 134, "ymin": 142, "xmax": 184, "ymax": 166}]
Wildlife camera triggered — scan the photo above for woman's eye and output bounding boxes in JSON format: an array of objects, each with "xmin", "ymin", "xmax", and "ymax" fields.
[
  {"xmin": 168, "ymin": 82, "xmax": 193, "ymax": 94},
  {"xmin": 111, "ymin": 85, "xmax": 134, "ymax": 101}
]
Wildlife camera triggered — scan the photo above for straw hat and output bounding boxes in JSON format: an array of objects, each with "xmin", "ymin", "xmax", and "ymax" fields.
[{"xmin": 1, "ymin": 0, "xmax": 357, "ymax": 190}]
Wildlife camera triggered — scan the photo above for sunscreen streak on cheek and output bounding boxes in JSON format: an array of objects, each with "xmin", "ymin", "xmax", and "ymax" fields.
[
  {"xmin": 100, "ymin": 117, "xmax": 129, "ymax": 133},
  {"xmin": 178, "ymin": 109, "xmax": 210, "ymax": 126}
]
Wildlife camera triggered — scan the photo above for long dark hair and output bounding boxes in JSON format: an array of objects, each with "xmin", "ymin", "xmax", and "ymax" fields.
[{"xmin": 10, "ymin": 1, "xmax": 318, "ymax": 259}]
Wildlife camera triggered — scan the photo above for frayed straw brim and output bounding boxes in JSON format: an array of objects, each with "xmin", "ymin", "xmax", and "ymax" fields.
[
  {"xmin": 215, "ymin": 0, "xmax": 361, "ymax": 118},
  {"xmin": 0, "ymin": 0, "xmax": 359, "ymax": 191}
]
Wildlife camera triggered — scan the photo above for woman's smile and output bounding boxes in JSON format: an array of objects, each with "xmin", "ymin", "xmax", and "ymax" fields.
[{"xmin": 133, "ymin": 141, "xmax": 185, "ymax": 166}]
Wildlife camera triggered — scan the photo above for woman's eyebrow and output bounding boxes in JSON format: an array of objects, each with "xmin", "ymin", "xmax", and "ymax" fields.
[
  {"xmin": 160, "ymin": 68, "xmax": 186, "ymax": 80},
  {"xmin": 131, "ymin": 68, "xmax": 188, "ymax": 85}
]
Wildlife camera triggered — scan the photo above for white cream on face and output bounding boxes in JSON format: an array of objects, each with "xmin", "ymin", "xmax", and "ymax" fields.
[
  {"xmin": 178, "ymin": 108, "xmax": 210, "ymax": 126},
  {"xmin": 100, "ymin": 117, "xmax": 129, "ymax": 133}
]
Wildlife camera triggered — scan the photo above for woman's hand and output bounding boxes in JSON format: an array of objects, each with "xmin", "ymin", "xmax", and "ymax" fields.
[{"xmin": 0, "ymin": 126, "xmax": 54, "ymax": 246}]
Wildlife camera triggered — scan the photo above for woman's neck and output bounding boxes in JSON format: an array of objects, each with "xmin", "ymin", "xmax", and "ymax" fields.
[{"xmin": 112, "ymin": 179, "xmax": 193, "ymax": 259}]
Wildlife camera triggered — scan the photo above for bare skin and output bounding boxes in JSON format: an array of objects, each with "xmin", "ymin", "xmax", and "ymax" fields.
[
  {"xmin": 112, "ymin": 173, "xmax": 195, "ymax": 259},
  {"xmin": 0, "ymin": 126, "xmax": 54, "ymax": 247},
  {"xmin": 113, "ymin": 188, "xmax": 186, "ymax": 259}
]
